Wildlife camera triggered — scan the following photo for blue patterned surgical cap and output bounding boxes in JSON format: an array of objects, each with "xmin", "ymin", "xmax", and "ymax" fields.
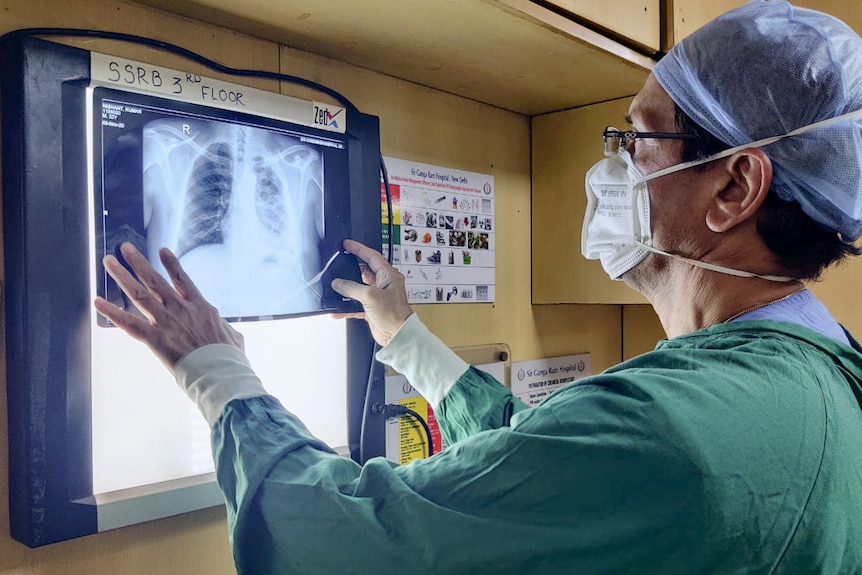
[{"xmin": 654, "ymin": 0, "xmax": 862, "ymax": 241}]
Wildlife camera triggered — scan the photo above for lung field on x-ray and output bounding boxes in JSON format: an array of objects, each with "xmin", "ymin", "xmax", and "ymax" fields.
[
  {"xmin": 178, "ymin": 141, "xmax": 234, "ymax": 258},
  {"xmin": 255, "ymin": 157, "xmax": 288, "ymax": 236},
  {"xmin": 143, "ymin": 119, "xmax": 325, "ymax": 318}
]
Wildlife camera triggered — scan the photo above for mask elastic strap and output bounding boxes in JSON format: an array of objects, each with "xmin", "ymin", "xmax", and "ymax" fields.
[
  {"xmin": 637, "ymin": 107, "xmax": 862, "ymax": 184},
  {"xmin": 637, "ymin": 242, "xmax": 798, "ymax": 282}
]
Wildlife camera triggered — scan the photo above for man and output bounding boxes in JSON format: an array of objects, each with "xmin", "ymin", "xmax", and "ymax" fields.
[{"xmin": 96, "ymin": 1, "xmax": 862, "ymax": 573}]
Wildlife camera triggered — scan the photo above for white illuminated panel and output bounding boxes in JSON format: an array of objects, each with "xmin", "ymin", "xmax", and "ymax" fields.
[
  {"xmin": 86, "ymin": 84, "xmax": 352, "ymax": 499},
  {"xmin": 90, "ymin": 314, "xmax": 347, "ymax": 495}
]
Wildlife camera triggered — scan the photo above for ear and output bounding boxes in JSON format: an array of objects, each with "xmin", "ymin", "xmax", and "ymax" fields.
[{"xmin": 705, "ymin": 148, "xmax": 773, "ymax": 233}]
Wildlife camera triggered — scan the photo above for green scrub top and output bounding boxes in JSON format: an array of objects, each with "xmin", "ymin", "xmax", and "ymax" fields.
[{"xmin": 201, "ymin": 320, "xmax": 862, "ymax": 574}]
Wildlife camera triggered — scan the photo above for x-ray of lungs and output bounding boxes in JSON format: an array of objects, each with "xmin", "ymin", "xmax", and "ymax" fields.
[{"xmin": 142, "ymin": 119, "xmax": 325, "ymax": 318}]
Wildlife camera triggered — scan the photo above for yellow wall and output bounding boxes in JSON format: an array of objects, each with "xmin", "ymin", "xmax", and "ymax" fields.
[{"xmin": 0, "ymin": 0, "xmax": 623, "ymax": 571}]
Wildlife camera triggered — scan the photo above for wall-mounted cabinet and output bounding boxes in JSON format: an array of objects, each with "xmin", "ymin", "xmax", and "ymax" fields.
[
  {"xmin": 531, "ymin": 97, "xmax": 647, "ymax": 304},
  {"xmin": 544, "ymin": 0, "xmax": 662, "ymax": 53},
  {"xmin": 130, "ymin": 0, "xmax": 653, "ymax": 115},
  {"xmin": 672, "ymin": 0, "xmax": 862, "ymax": 44}
]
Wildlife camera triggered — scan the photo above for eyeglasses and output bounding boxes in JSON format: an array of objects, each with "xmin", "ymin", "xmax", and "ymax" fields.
[{"xmin": 603, "ymin": 126, "xmax": 699, "ymax": 157}]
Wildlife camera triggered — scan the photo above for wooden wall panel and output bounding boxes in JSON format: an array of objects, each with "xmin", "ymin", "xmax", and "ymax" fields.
[
  {"xmin": 532, "ymin": 97, "xmax": 649, "ymax": 305},
  {"xmin": 129, "ymin": 0, "xmax": 654, "ymax": 115},
  {"xmin": 543, "ymin": 0, "xmax": 662, "ymax": 51}
]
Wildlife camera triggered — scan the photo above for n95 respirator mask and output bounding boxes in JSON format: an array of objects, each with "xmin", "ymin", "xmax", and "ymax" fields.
[{"xmin": 581, "ymin": 150, "xmax": 652, "ymax": 280}]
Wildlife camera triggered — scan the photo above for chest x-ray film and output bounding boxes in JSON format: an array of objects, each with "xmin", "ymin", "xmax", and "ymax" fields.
[
  {"xmin": 87, "ymin": 85, "xmax": 360, "ymax": 493},
  {"xmin": 93, "ymin": 87, "xmax": 362, "ymax": 324}
]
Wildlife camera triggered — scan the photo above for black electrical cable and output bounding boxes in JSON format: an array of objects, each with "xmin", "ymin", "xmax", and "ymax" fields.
[
  {"xmin": 383, "ymin": 403, "xmax": 434, "ymax": 458},
  {"xmin": 358, "ymin": 342, "xmax": 381, "ymax": 464},
  {"xmin": 0, "ymin": 28, "xmax": 360, "ymax": 113},
  {"xmin": 359, "ymin": 158, "xmax": 392, "ymax": 464},
  {"xmin": 401, "ymin": 406, "xmax": 434, "ymax": 458},
  {"xmin": 0, "ymin": 26, "xmax": 396, "ymax": 465},
  {"xmin": 380, "ymin": 155, "xmax": 394, "ymax": 265}
]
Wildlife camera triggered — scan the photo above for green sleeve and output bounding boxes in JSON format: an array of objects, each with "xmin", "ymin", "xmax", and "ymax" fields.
[
  {"xmin": 212, "ymin": 388, "xmax": 703, "ymax": 575},
  {"xmin": 434, "ymin": 366, "xmax": 530, "ymax": 446}
]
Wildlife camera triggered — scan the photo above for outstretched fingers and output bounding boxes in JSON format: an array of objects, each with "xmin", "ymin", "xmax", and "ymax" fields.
[
  {"xmin": 114, "ymin": 243, "xmax": 181, "ymax": 313},
  {"xmin": 94, "ymin": 295, "xmax": 155, "ymax": 342},
  {"xmin": 97, "ymin": 242, "xmax": 245, "ymax": 371},
  {"xmin": 103, "ymin": 250, "xmax": 160, "ymax": 322},
  {"xmin": 159, "ymin": 247, "xmax": 205, "ymax": 302}
]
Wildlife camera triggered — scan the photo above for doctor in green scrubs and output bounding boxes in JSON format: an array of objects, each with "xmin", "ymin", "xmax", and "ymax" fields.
[{"xmin": 96, "ymin": 2, "xmax": 862, "ymax": 573}]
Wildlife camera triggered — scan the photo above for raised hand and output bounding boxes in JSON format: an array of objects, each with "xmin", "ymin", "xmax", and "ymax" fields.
[
  {"xmin": 94, "ymin": 242, "xmax": 244, "ymax": 373},
  {"xmin": 331, "ymin": 239, "xmax": 413, "ymax": 347}
]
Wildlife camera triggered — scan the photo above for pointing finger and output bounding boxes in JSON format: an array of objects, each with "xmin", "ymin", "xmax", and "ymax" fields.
[
  {"xmin": 331, "ymin": 278, "xmax": 372, "ymax": 304},
  {"xmin": 343, "ymin": 239, "xmax": 391, "ymax": 276}
]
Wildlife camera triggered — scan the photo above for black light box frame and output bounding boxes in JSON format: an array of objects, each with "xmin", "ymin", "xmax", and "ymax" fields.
[{"xmin": 1, "ymin": 35, "xmax": 386, "ymax": 547}]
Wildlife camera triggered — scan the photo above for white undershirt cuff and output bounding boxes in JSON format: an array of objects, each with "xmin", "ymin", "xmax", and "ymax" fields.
[
  {"xmin": 375, "ymin": 314, "xmax": 469, "ymax": 409},
  {"xmin": 175, "ymin": 344, "xmax": 267, "ymax": 427}
]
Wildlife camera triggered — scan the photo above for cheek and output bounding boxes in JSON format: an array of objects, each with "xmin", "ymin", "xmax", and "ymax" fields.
[{"xmin": 646, "ymin": 179, "xmax": 700, "ymax": 249}]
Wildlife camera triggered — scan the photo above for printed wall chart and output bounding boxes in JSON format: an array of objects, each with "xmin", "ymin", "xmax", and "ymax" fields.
[{"xmin": 382, "ymin": 157, "xmax": 495, "ymax": 304}]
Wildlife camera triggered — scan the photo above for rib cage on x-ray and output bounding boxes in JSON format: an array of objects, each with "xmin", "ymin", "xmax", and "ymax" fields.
[
  {"xmin": 143, "ymin": 119, "xmax": 325, "ymax": 318},
  {"xmin": 178, "ymin": 141, "xmax": 233, "ymax": 258}
]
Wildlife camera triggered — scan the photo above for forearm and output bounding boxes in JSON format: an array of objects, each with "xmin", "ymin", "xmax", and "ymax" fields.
[
  {"xmin": 436, "ymin": 368, "xmax": 529, "ymax": 445},
  {"xmin": 180, "ymin": 345, "xmax": 693, "ymax": 575},
  {"xmin": 212, "ymin": 396, "xmax": 516, "ymax": 575},
  {"xmin": 375, "ymin": 313, "xmax": 469, "ymax": 409},
  {"xmin": 209, "ymin": 388, "xmax": 690, "ymax": 575},
  {"xmin": 376, "ymin": 314, "xmax": 528, "ymax": 442}
]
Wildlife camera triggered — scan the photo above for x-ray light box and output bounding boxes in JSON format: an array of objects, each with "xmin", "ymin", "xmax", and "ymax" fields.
[{"xmin": 2, "ymin": 36, "xmax": 385, "ymax": 547}]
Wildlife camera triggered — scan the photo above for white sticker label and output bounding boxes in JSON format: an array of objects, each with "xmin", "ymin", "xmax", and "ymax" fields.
[
  {"xmin": 510, "ymin": 354, "xmax": 592, "ymax": 407},
  {"xmin": 90, "ymin": 52, "xmax": 346, "ymax": 133}
]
